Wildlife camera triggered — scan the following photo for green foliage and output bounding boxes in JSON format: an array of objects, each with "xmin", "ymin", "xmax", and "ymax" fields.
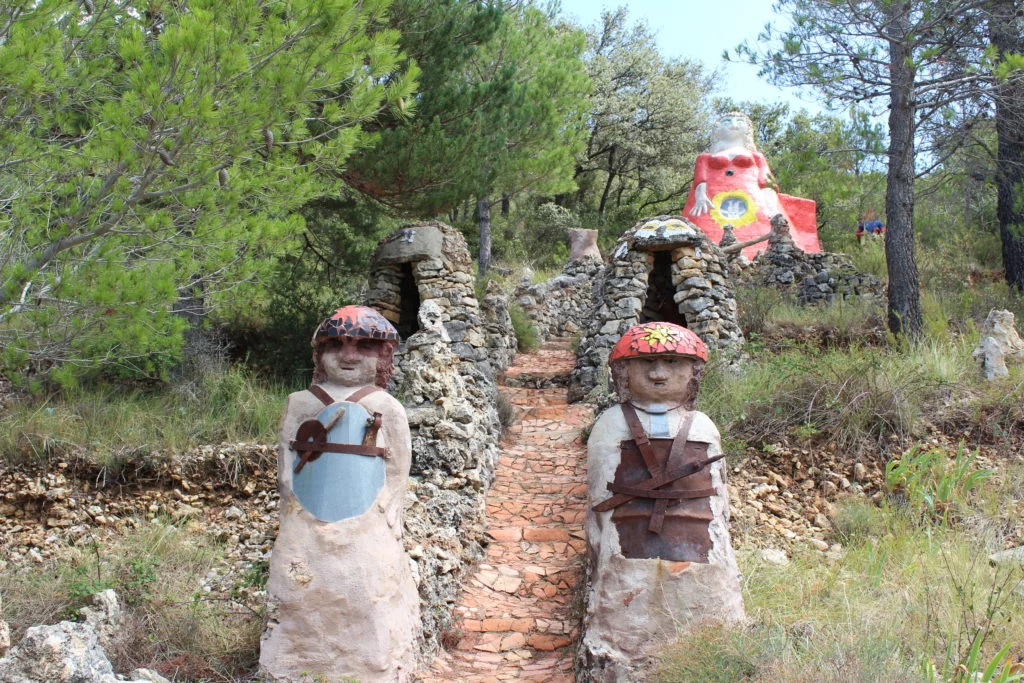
[
  {"xmin": 0, "ymin": 0, "xmax": 414, "ymax": 384},
  {"xmin": 573, "ymin": 8, "xmax": 713, "ymax": 222},
  {"xmin": 924, "ymin": 641, "xmax": 1024, "ymax": 683},
  {"xmin": 222, "ymin": 194, "xmax": 400, "ymax": 380},
  {"xmin": 508, "ymin": 302, "xmax": 540, "ymax": 352},
  {"xmin": 700, "ymin": 336, "xmax": 974, "ymax": 454},
  {"xmin": 497, "ymin": 202, "xmax": 577, "ymax": 270},
  {"xmin": 1, "ymin": 523, "xmax": 261, "ymax": 677},
  {"xmin": 658, "ymin": 487, "xmax": 1024, "ymax": 682},
  {"xmin": 346, "ymin": 1, "xmax": 589, "ymax": 215},
  {"xmin": 885, "ymin": 443, "xmax": 993, "ymax": 525}
]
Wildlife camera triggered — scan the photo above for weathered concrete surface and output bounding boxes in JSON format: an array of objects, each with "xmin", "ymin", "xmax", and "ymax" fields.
[
  {"xmin": 261, "ymin": 380, "xmax": 419, "ymax": 682},
  {"xmin": 582, "ymin": 406, "xmax": 744, "ymax": 682}
]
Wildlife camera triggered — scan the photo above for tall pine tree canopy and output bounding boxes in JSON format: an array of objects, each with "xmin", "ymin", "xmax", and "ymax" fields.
[
  {"xmin": 0, "ymin": 0, "xmax": 415, "ymax": 383},
  {"xmin": 343, "ymin": 1, "xmax": 589, "ymax": 217}
]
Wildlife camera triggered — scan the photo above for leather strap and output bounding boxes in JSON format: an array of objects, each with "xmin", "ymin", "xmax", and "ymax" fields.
[
  {"xmin": 294, "ymin": 385, "xmax": 386, "ymax": 474},
  {"xmin": 308, "ymin": 384, "xmax": 334, "ymax": 406},
  {"xmin": 290, "ymin": 441, "xmax": 386, "ymax": 457},
  {"xmin": 347, "ymin": 385, "xmax": 382, "ymax": 403},
  {"xmin": 650, "ymin": 410, "xmax": 696, "ymax": 534},
  {"xmin": 307, "ymin": 384, "xmax": 382, "ymax": 406},
  {"xmin": 621, "ymin": 403, "xmax": 661, "ymax": 476},
  {"xmin": 605, "ymin": 484, "xmax": 717, "ymax": 500},
  {"xmin": 593, "ymin": 453, "xmax": 726, "ymax": 512}
]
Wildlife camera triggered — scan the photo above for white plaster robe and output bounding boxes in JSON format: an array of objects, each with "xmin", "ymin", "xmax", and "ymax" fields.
[
  {"xmin": 260, "ymin": 385, "xmax": 419, "ymax": 682},
  {"xmin": 583, "ymin": 405, "xmax": 745, "ymax": 680}
]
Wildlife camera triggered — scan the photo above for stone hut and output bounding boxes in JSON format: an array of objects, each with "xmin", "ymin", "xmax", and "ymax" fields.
[
  {"xmin": 365, "ymin": 221, "xmax": 516, "ymax": 653},
  {"xmin": 568, "ymin": 216, "xmax": 744, "ymax": 403}
]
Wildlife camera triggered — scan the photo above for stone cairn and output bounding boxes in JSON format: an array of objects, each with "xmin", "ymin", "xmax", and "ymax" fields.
[
  {"xmin": 365, "ymin": 221, "xmax": 517, "ymax": 654},
  {"xmin": 973, "ymin": 309, "xmax": 1024, "ymax": 380},
  {"xmin": 515, "ymin": 228, "xmax": 604, "ymax": 341},
  {"xmin": 568, "ymin": 217, "xmax": 744, "ymax": 403},
  {"xmin": 741, "ymin": 215, "xmax": 883, "ymax": 305}
]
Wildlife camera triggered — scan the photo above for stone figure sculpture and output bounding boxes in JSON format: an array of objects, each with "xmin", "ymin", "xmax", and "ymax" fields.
[
  {"xmin": 582, "ymin": 322, "xmax": 744, "ymax": 681},
  {"xmin": 260, "ymin": 306, "xmax": 419, "ymax": 682},
  {"xmin": 683, "ymin": 111, "xmax": 820, "ymax": 258}
]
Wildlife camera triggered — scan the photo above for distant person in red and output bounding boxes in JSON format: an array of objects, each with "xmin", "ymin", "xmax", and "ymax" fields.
[
  {"xmin": 856, "ymin": 221, "xmax": 866, "ymax": 244},
  {"xmin": 683, "ymin": 112, "xmax": 821, "ymax": 258}
]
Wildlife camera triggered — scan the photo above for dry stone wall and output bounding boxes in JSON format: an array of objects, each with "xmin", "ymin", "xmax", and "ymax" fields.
[
  {"xmin": 515, "ymin": 258, "xmax": 603, "ymax": 340},
  {"xmin": 569, "ymin": 217, "xmax": 744, "ymax": 403},
  {"xmin": 742, "ymin": 239, "xmax": 883, "ymax": 305},
  {"xmin": 365, "ymin": 222, "xmax": 516, "ymax": 655}
]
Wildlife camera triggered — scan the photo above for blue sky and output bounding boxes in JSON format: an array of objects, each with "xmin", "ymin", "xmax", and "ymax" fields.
[{"xmin": 556, "ymin": 0, "xmax": 826, "ymax": 114}]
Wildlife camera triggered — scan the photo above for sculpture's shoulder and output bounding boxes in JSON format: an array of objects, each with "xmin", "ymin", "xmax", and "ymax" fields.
[
  {"xmin": 687, "ymin": 410, "xmax": 720, "ymax": 443},
  {"xmin": 357, "ymin": 388, "xmax": 406, "ymax": 419},
  {"xmin": 588, "ymin": 405, "xmax": 628, "ymax": 457},
  {"xmin": 283, "ymin": 389, "xmax": 323, "ymax": 420},
  {"xmin": 592, "ymin": 404, "xmax": 627, "ymax": 433}
]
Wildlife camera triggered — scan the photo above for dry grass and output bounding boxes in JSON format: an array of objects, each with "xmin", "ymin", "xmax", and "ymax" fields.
[
  {"xmin": 654, "ymin": 497, "xmax": 1024, "ymax": 682},
  {"xmin": 0, "ymin": 523, "xmax": 263, "ymax": 680},
  {"xmin": 0, "ymin": 367, "xmax": 284, "ymax": 465}
]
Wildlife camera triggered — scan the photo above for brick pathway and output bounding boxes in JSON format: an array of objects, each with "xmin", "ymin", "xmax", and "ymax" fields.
[{"xmin": 418, "ymin": 340, "xmax": 593, "ymax": 682}]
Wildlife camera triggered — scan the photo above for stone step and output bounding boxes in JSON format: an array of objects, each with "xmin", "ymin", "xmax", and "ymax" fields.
[
  {"xmin": 488, "ymin": 481, "xmax": 587, "ymax": 497},
  {"xmin": 540, "ymin": 338, "xmax": 576, "ymax": 351},
  {"xmin": 484, "ymin": 523, "xmax": 585, "ymax": 543},
  {"xmin": 457, "ymin": 630, "xmax": 577, "ymax": 654},
  {"xmin": 500, "ymin": 370, "xmax": 571, "ymax": 389}
]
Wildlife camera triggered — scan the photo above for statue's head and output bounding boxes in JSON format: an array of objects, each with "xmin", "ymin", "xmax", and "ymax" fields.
[
  {"xmin": 710, "ymin": 111, "xmax": 756, "ymax": 153},
  {"xmin": 311, "ymin": 306, "xmax": 400, "ymax": 387},
  {"xmin": 609, "ymin": 322, "xmax": 708, "ymax": 409}
]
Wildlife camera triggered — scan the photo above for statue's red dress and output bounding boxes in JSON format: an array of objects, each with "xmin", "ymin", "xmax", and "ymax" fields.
[{"xmin": 682, "ymin": 151, "xmax": 821, "ymax": 258}]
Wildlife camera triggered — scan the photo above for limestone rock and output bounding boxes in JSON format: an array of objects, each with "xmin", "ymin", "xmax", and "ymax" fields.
[
  {"xmin": 973, "ymin": 310, "xmax": 1024, "ymax": 380},
  {"xmin": 989, "ymin": 546, "xmax": 1024, "ymax": 566},
  {"xmin": 0, "ymin": 591, "xmax": 160, "ymax": 683}
]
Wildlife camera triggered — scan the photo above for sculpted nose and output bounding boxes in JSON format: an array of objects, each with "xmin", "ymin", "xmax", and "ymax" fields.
[
  {"xmin": 648, "ymin": 362, "xmax": 669, "ymax": 380},
  {"xmin": 338, "ymin": 341, "xmax": 359, "ymax": 361}
]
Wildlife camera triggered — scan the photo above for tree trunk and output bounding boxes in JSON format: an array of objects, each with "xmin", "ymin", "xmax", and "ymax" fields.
[
  {"xmin": 478, "ymin": 196, "xmax": 492, "ymax": 277},
  {"xmin": 597, "ymin": 145, "xmax": 617, "ymax": 221},
  {"xmin": 992, "ymin": 0, "xmax": 1024, "ymax": 292},
  {"xmin": 883, "ymin": 1, "xmax": 924, "ymax": 338}
]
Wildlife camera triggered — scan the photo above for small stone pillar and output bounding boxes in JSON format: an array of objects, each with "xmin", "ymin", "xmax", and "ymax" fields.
[
  {"xmin": 973, "ymin": 309, "xmax": 1024, "ymax": 380},
  {"xmin": 260, "ymin": 306, "xmax": 419, "ymax": 682},
  {"xmin": 581, "ymin": 322, "xmax": 744, "ymax": 681},
  {"xmin": 569, "ymin": 228, "xmax": 603, "ymax": 262}
]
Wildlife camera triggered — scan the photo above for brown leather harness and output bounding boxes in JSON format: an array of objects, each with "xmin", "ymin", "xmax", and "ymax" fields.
[
  {"xmin": 290, "ymin": 385, "xmax": 386, "ymax": 475},
  {"xmin": 592, "ymin": 403, "xmax": 724, "ymax": 562}
]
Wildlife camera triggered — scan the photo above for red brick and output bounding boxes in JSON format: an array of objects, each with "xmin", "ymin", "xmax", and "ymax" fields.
[
  {"xmin": 522, "ymin": 527, "xmax": 570, "ymax": 542},
  {"xmin": 486, "ymin": 527, "xmax": 522, "ymax": 542},
  {"xmin": 526, "ymin": 634, "xmax": 573, "ymax": 651}
]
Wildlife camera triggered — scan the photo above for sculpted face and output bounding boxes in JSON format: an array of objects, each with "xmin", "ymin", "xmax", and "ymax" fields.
[
  {"xmin": 320, "ymin": 338, "xmax": 380, "ymax": 387},
  {"xmin": 710, "ymin": 113, "xmax": 756, "ymax": 153},
  {"xmin": 625, "ymin": 356, "xmax": 695, "ymax": 409}
]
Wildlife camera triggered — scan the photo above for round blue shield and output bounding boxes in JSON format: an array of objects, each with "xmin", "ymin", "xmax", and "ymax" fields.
[{"xmin": 291, "ymin": 401, "xmax": 385, "ymax": 522}]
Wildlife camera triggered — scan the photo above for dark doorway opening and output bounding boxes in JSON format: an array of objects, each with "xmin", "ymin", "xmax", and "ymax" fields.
[
  {"xmin": 639, "ymin": 251, "xmax": 687, "ymax": 326},
  {"xmin": 397, "ymin": 263, "xmax": 421, "ymax": 338}
]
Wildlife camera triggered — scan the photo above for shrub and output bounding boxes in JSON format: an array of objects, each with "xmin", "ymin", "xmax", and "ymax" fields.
[{"xmin": 508, "ymin": 302, "xmax": 540, "ymax": 352}]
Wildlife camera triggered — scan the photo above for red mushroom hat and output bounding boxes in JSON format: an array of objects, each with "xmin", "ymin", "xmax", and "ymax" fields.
[
  {"xmin": 609, "ymin": 322, "xmax": 708, "ymax": 363},
  {"xmin": 312, "ymin": 305, "xmax": 400, "ymax": 346}
]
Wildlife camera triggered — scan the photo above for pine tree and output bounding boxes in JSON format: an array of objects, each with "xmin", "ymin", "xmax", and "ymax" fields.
[{"xmin": 0, "ymin": 0, "xmax": 414, "ymax": 382}]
